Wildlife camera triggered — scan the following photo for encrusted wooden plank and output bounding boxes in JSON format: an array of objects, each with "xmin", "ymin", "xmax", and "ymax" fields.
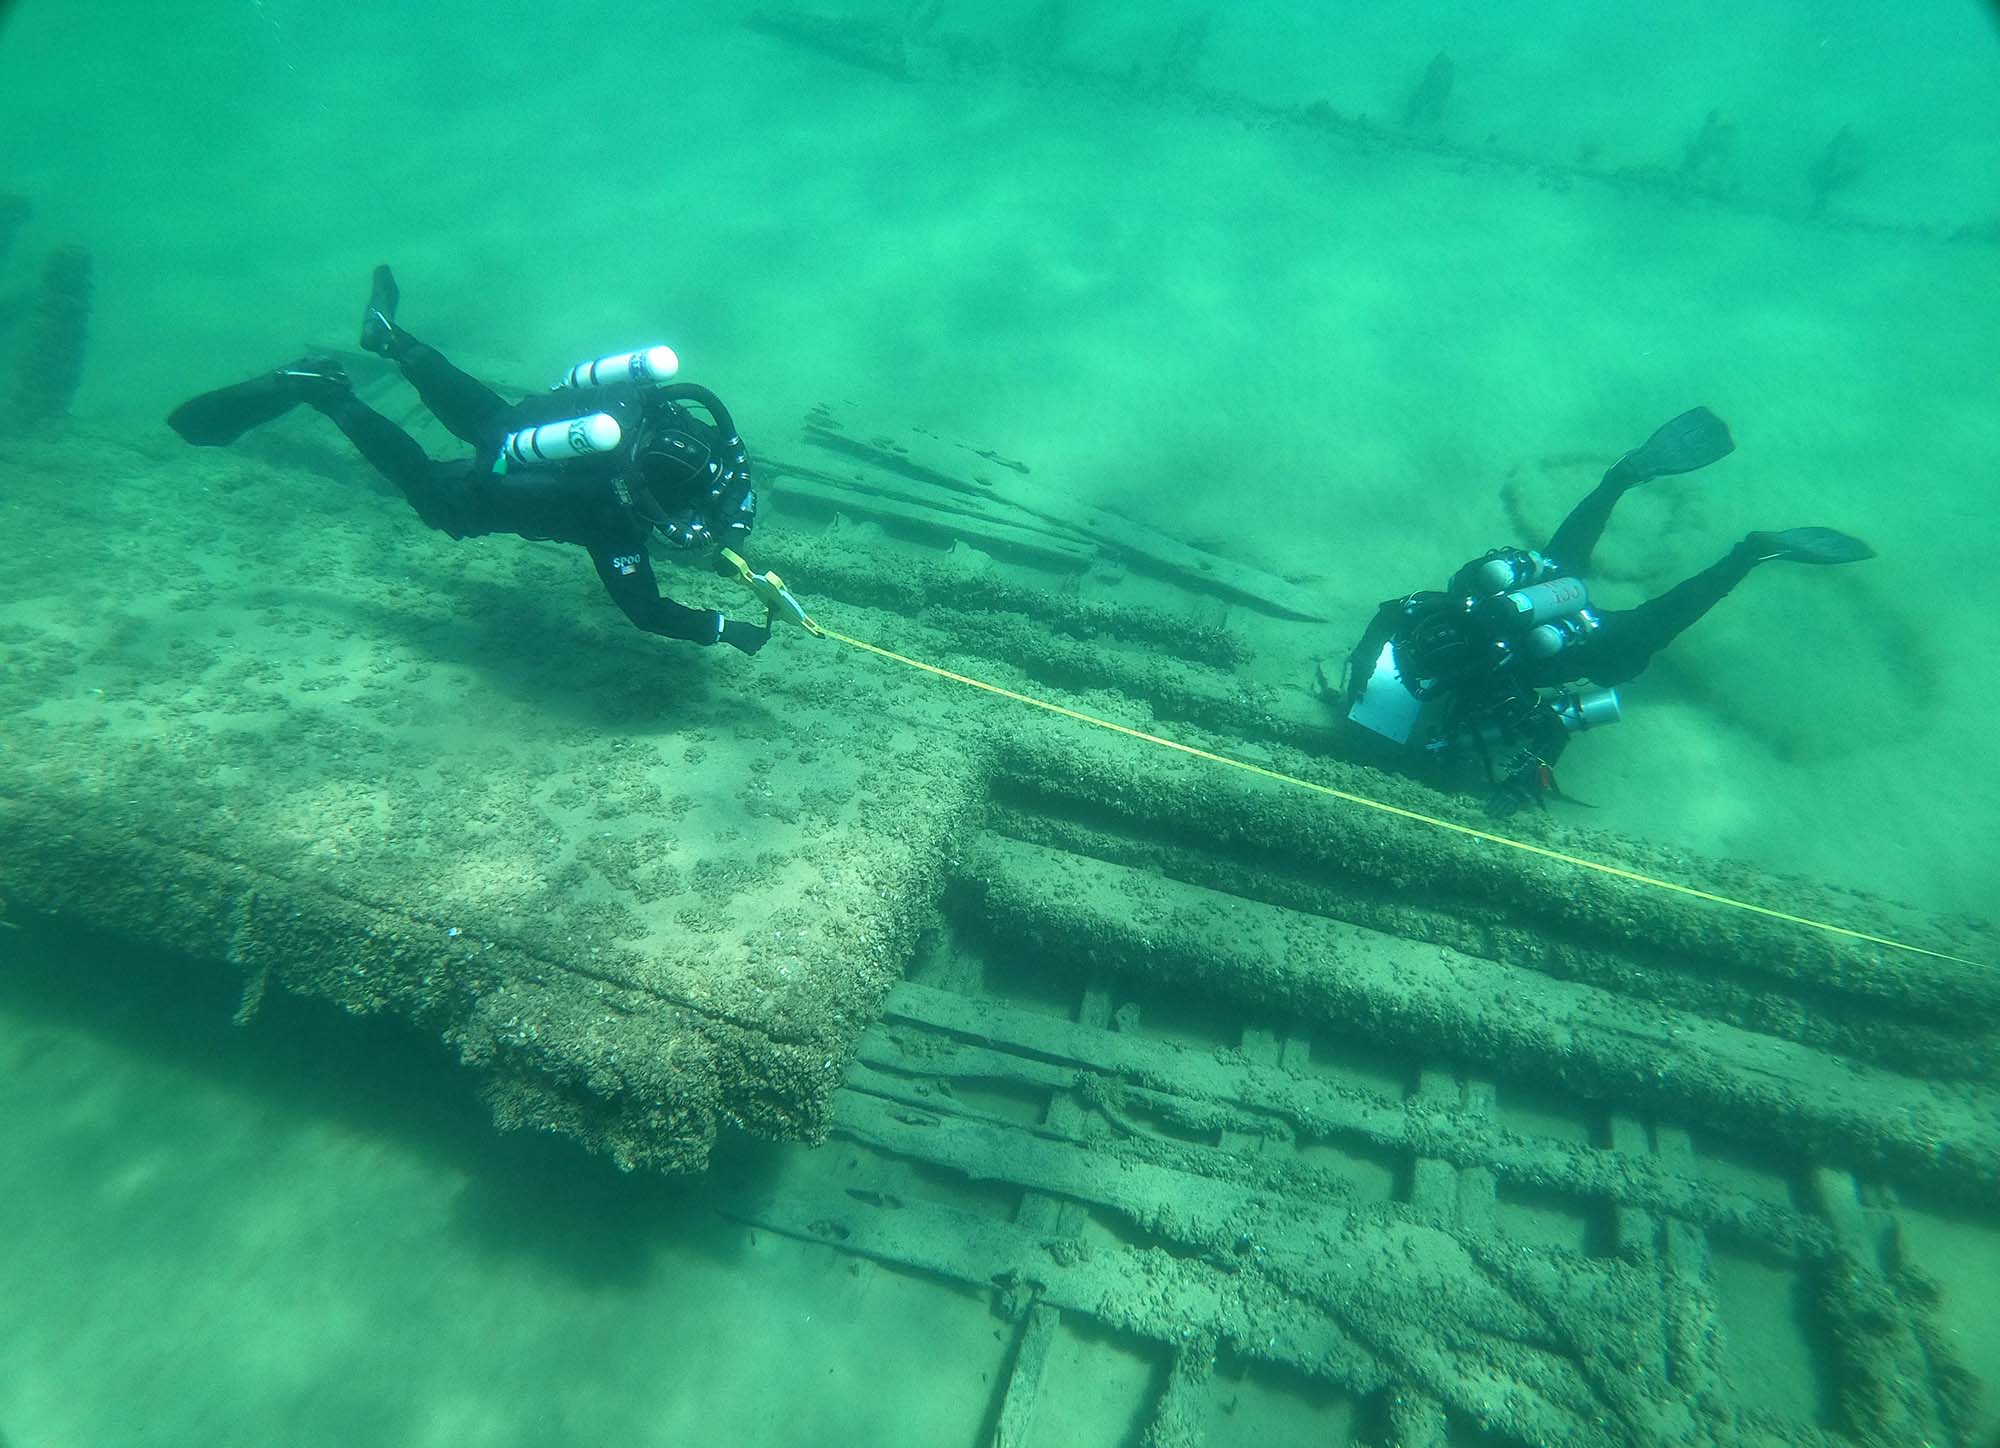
[
  {"xmin": 1387, "ymin": 1069, "xmax": 1460, "ymax": 1446},
  {"xmin": 796, "ymin": 408, "xmax": 1331, "ymax": 621},
  {"xmin": 1408, "ymin": 1067, "xmax": 1460, "ymax": 1226},
  {"xmin": 1000, "ymin": 974, "xmax": 1113, "ymax": 1320},
  {"xmin": 1453, "ymin": 1082, "xmax": 1500, "ymax": 1247},
  {"xmin": 874, "ymin": 983, "xmax": 1828, "ymax": 1256},
  {"xmin": 833, "ymin": 1086, "xmax": 1261, "ymax": 1241},
  {"xmin": 992, "ymin": 1303, "xmax": 1061, "ymax": 1448},
  {"xmin": 1653, "ymin": 1127, "xmax": 1730, "ymax": 1418},
  {"xmin": 1217, "ymin": 1024, "xmax": 1284, "ymax": 1155},
  {"xmin": 0, "ymin": 429, "xmax": 985, "ymax": 1175},
  {"xmin": 986, "ymin": 738, "xmax": 1999, "ymax": 1068},
  {"xmin": 1608, "ymin": 1113, "xmax": 1659, "ymax": 1260},
  {"xmin": 716, "ymin": 1178, "xmax": 1391, "ymax": 1394},
  {"xmin": 830, "ymin": 1087, "xmax": 1693, "ymax": 1447},
  {"xmin": 741, "ymin": 9, "xmax": 1997, "ymax": 249},
  {"xmin": 769, "ymin": 464, "xmax": 1097, "ymax": 570},
  {"xmin": 1808, "ymin": 1168, "xmax": 1979, "ymax": 1445},
  {"xmin": 968, "ymin": 835, "xmax": 2000, "ymax": 1203},
  {"xmin": 1140, "ymin": 1334, "xmax": 1217, "ymax": 1448}
]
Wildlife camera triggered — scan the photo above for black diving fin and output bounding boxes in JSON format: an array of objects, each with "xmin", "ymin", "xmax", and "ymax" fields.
[
  {"xmin": 1746, "ymin": 527, "xmax": 1876, "ymax": 564},
  {"xmin": 1615, "ymin": 406, "xmax": 1736, "ymax": 483},
  {"xmin": 167, "ymin": 373, "xmax": 305, "ymax": 447},
  {"xmin": 166, "ymin": 359, "xmax": 348, "ymax": 447},
  {"xmin": 359, "ymin": 264, "xmax": 401, "ymax": 356}
]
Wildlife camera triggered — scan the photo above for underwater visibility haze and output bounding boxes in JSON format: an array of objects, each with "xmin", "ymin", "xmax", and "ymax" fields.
[{"xmin": 1, "ymin": 1, "xmax": 1997, "ymax": 1445}]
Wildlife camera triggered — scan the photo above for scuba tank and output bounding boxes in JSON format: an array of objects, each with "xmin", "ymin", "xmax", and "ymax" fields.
[
  {"xmin": 1550, "ymin": 686, "xmax": 1621, "ymax": 732},
  {"xmin": 560, "ymin": 345, "xmax": 680, "ymax": 390},
  {"xmin": 1475, "ymin": 575, "xmax": 1600, "ymax": 659},
  {"xmin": 1466, "ymin": 548, "xmax": 1555, "ymax": 596},
  {"xmin": 1484, "ymin": 574, "xmax": 1588, "ymax": 626},
  {"xmin": 1522, "ymin": 611, "xmax": 1600, "ymax": 659},
  {"xmin": 500, "ymin": 412, "xmax": 623, "ymax": 466}
]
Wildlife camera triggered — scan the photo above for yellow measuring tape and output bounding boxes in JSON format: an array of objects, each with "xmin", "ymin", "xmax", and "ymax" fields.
[{"xmin": 723, "ymin": 556, "xmax": 1979, "ymax": 968}]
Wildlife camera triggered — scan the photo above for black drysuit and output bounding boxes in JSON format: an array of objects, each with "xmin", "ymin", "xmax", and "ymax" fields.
[
  {"xmin": 1344, "ymin": 471, "xmax": 1766, "ymax": 790},
  {"xmin": 320, "ymin": 340, "xmax": 757, "ymax": 645}
]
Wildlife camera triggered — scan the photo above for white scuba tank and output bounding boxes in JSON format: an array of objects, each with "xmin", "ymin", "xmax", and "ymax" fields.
[
  {"xmin": 500, "ymin": 412, "xmax": 623, "ymax": 466},
  {"xmin": 1523, "ymin": 611, "xmax": 1600, "ymax": 658},
  {"xmin": 1473, "ymin": 551, "xmax": 1555, "ymax": 594},
  {"xmin": 1492, "ymin": 575, "xmax": 1589, "ymax": 625},
  {"xmin": 1473, "ymin": 575, "xmax": 1598, "ymax": 658},
  {"xmin": 561, "ymin": 346, "xmax": 680, "ymax": 390}
]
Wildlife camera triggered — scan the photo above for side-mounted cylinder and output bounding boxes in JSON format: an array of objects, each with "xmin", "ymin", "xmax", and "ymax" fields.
[
  {"xmin": 561, "ymin": 346, "xmax": 679, "ymax": 390},
  {"xmin": 500, "ymin": 411, "xmax": 622, "ymax": 465}
]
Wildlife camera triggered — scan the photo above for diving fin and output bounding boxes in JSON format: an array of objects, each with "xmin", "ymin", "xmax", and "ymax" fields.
[
  {"xmin": 1615, "ymin": 407, "xmax": 1736, "ymax": 483},
  {"xmin": 1746, "ymin": 527, "xmax": 1875, "ymax": 565},
  {"xmin": 167, "ymin": 372, "xmax": 308, "ymax": 446},
  {"xmin": 166, "ymin": 358, "xmax": 349, "ymax": 447},
  {"xmin": 359, "ymin": 264, "xmax": 401, "ymax": 356}
]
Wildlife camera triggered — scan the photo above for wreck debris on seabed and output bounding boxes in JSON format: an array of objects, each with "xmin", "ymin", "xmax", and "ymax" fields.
[
  {"xmin": 4, "ymin": 396, "xmax": 1995, "ymax": 1443},
  {"xmin": 741, "ymin": 7, "xmax": 2000, "ymax": 249}
]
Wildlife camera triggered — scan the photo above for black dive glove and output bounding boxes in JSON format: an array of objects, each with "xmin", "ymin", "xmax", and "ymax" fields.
[
  {"xmin": 1487, "ymin": 749, "xmax": 1554, "ymax": 818},
  {"xmin": 718, "ymin": 616, "xmax": 770, "ymax": 656}
]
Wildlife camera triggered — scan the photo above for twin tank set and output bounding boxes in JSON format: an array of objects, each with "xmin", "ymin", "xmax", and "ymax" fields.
[
  {"xmin": 496, "ymin": 345, "xmax": 682, "ymax": 466},
  {"xmin": 1463, "ymin": 549, "xmax": 1623, "ymax": 734},
  {"xmin": 1347, "ymin": 548, "xmax": 1623, "ymax": 752}
]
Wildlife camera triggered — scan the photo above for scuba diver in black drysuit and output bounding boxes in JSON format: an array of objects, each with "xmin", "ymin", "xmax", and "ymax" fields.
[
  {"xmin": 1336, "ymin": 407, "xmax": 1874, "ymax": 814},
  {"xmin": 167, "ymin": 266, "xmax": 771, "ymax": 654}
]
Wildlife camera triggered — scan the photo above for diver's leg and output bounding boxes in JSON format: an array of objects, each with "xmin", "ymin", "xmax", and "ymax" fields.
[
  {"xmin": 359, "ymin": 264, "xmax": 511, "ymax": 446},
  {"xmin": 317, "ymin": 390, "xmax": 430, "ymax": 490},
  {"xmin": 1572, "ymin": 547, "xmax": 1755, "ymax": 683},
  {"xmin": 1543, "ymin": 475, "xmax": 1627, "ymax": 576},
  {"xmin": 313, "ymin": 387, "xmax": 473, "ymax": 535},
  {"xmin": 168, "ymin": 354, "xmax": 472, "ymax": 532},
  {"xmin": 1577, "ymin": 527, "xmax": 1874, "ymax": 685},
  {"xmin": 395, "ymin": 337, "xmax": 512, "ymax": 446},
  {"xmin": 1543, "ymin": 408, "xmax": 1737, "ymax": 575}
]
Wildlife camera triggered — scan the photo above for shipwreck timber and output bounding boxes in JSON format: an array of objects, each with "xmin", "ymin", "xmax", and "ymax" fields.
[
  {"xmin": 743, "ymin": 7, "xmax": 2000, "ymax": 250},
  {"xmin": 2, "ymin": 408, "xmax": 1995, "ymax": 1444}
]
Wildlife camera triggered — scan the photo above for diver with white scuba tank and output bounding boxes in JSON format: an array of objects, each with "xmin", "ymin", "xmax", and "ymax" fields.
[
  {"xmin": 167, "ymin": 266, "xmax": 771, "ymax": 654},
  {"xmin": 1336, "ymin": 407, "xmax": 1875, "ymax": 815}
]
